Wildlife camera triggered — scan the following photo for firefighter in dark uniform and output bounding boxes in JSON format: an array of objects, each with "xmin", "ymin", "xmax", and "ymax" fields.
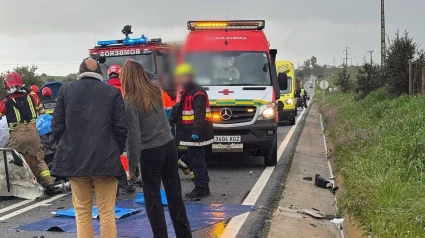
[
  {"xmin": 40, "ymin": 87, "xmax": 58, "ymax": 166},
  {"xmin": 173, "ymin": 63, "xmax": 213, "ymax": 198},
  {"xmin": 41, "ymin": 87, "xmax": 56, "ymax": 115},
  {"xmin": 0, "ymin": 72, "xmax": 55, "ymax": 195}
]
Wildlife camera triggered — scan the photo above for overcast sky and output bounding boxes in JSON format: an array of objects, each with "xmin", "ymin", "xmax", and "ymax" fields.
[{"xmin": 0, "ymin": 0, "xmax": 423, "ymax": 76}]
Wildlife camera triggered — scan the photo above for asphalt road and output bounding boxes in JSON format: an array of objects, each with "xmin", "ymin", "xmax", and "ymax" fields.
[{"xmin": 0, "ymin": 78, "xmax": 316, "ymax": 238}]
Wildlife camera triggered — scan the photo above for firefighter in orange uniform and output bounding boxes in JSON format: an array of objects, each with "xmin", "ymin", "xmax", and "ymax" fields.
[
  {"xmin": 0, "ymin": 73, "xmax": 55, "ymax": 195},
  {"xmin": 162, "ymin": 89, "xmax": 177, "ymax": 119}
]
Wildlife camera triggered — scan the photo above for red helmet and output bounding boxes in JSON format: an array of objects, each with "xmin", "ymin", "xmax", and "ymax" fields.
[
  {"xmin": 3, "ymin": 72, "xmax": 23, "ymax": 89},
  {"xmin": 31, "ymin": 85, "xmax": 40, "ymax": 94},
  {"xmin": 108, "ymin": 65, "xmax": 121, "ymax": 77},
  {"xmin": 42, "ymin": 87, "xmax": 52, "ymax": 97}
]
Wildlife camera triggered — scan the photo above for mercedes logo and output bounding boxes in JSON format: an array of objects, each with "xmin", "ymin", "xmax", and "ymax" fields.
[{"xmin": 220, "ymin": 108, "xmax": 232, "ymax": 120}]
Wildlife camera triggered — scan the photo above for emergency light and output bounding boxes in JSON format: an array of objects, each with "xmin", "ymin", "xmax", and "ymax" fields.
[
  {"xmin": 97, "ymin": 40, "xmax": 119, "ymax": 46},
  {"xmin": 123, "ymin": 35, "xmax": 147, "ymax": 45},
  {"xmin": 97, "ymin": 35, "xmax": 149, "ymax": 47},
  {"xmin": 187, "ymin": 20, "xmax": 265, "ymax": 30}
]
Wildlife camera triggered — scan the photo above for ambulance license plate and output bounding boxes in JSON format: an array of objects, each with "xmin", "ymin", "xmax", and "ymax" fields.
[{"xmin": 214, "ymin": 136, "xmax": 241, "ymax": 143}]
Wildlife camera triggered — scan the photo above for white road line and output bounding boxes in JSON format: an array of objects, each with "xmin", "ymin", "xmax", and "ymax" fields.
[
  {"xmin": 0, "ymin": 194, "xmax": 67, "ymax": 221},
  {"xmin": 0, "ymin": 200, "xmax": 33, "ymax": 214},
  {"xmin": 221, "ymin": 95, "xmax": 313, "ymax": 238}
]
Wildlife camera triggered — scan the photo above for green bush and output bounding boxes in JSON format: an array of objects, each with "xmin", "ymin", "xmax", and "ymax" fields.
[{"xmin": 321, "ymin": 90, "xmax": 425, "ymax": 238}]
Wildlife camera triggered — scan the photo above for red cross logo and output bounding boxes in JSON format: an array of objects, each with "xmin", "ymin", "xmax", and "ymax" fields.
[{"xmin": 218, "ymin": 89, "xmax": 234, "ymax": 95}]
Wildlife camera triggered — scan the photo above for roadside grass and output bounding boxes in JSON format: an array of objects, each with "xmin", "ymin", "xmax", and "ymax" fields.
[{"xmin": 319, "ymin": 89, "xmax": 425, "ymax": 238}]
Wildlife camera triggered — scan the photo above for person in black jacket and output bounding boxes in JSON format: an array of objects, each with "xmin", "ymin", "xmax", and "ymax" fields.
[
  {"xmin": 51, "ymin": 58, "xmax": 128, "ymax": 238},
  {"xmin": 173, "ymin": 63, "xmax": 214, "ymax": 199}
]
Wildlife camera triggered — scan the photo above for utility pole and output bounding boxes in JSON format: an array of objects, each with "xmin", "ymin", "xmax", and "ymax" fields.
[
  {"xmin": 381, "ymin": 0, "xmax": 386, "ymax": 67},
  {"xmin": 333, "ymin": 57, "xmax": 336, "ymax": 68},
  {"xmin": 422, "ymin": 65, "xmax": 425, "ymax": 95},
  {"xmin": 343, "ymin": 46, "xmax": 351, "ymax": 68},
  {"xmin": 367, "ymin": 50, "xmax": 374, "ymax": 64}
]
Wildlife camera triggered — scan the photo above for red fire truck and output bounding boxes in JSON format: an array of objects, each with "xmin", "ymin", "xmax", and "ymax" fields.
[{"xmin": 89, "ymin": 25, "xmax": 180, "ymax": 82}]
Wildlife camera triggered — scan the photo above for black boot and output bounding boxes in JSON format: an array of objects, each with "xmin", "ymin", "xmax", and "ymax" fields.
[
  {"xmin": 206, "ymin": 186, "xmax": 211, "ymax": 196},
  {"xmin": 185, "ymin": 187, "xmax": 208, "ymax": 199},
  {"xmin": 44, "ymin": 184, "xmax": 56, "ymax": 197},
  {"xmin": 122, "ymin": 182, "xmax": 136, "ymax": 194}
]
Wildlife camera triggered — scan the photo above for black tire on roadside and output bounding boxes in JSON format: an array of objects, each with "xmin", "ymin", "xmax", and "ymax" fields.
[
  {"xmin": 289, "ymin": 118, "xmax": 296, "ymax": 125},
  {"xmin": 264, "ymin": 136, "xmax": 278, "ymax": 166}
]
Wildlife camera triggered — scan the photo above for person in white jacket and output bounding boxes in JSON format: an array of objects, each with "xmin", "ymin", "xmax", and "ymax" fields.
[{"xmin": 0, "ymin": 116, "xmax": 9, "ymax": 148}]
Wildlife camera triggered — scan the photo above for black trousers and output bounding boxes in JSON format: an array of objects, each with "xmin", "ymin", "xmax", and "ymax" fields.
[
  {"xmin": 140, "ymin": 140, "xmax": 192, "ymax": 238},
  {"xmin": 187, "ymin": 146, "xmax": 210, "ymax": 189},
  {"xmin": 303, "ymin": 95, "xmax": 308, "ymax": 108}
]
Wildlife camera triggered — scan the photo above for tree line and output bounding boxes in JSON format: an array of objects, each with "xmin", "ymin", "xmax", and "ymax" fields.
[
  {"xmin": 336, "ymin": 30, "xmax": 424, "ymax": 99},
  {"xmin": 296, "ymin": 56, "xmax": 326, "ymax": 81},
  {"xmin": 0, "ymin": 66, "xmax": 77, "ymax": 98}
]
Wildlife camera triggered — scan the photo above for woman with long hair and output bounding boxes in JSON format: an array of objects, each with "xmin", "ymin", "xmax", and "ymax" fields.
[{"xmin": 121, "ymin": 60, "xmax": 191, "ymax": 238}]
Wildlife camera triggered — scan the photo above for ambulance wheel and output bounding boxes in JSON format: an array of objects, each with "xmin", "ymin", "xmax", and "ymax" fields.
[{"xmin": 264, "ymin": 138, "xmax": 277, "ymax": 166}]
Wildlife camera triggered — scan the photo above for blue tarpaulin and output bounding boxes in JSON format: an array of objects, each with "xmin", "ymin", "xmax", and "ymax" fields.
[
  {"xmin": 136, "ymin": 189, "xmax": 168, "ymax": 206},
  {"xmin": 55, "ymin": 206, "xmax": 139, "ymax": 219},
  {"xmin": 17, "ymin": 200, "xmax": 257, "ymax": 238},
  {"xmin": 36, "ymin": 114, "xmax": 53, "ymax": 136}
]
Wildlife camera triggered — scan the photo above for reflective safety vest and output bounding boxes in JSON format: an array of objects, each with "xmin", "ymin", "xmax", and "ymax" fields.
[
  {"xmin": 42, "ymin": 98, "xmax": 57, "ymax": 115},
  {"xmin": 301, "ymin": 88, "xmax": 305, "ymax": 96},
  {"xmin": 182, "ymin": 91, "xmax": 212, "ymax": 124},
  {"xmin": 5, "ymin": 95, "xmax": 37, "ymax": 130}
]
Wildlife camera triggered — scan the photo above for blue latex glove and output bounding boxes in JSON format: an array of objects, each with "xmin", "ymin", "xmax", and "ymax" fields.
[{"xmin": 191, "ymin": 134, "xmax": 199, "ymax": 140}]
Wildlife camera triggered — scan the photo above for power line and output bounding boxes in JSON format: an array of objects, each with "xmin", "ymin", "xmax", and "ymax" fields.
[
  {"xmin": 352, "ymin": 6, "xmax": 381, "ymax": 67},
  {"xmin": 353, "ymin": 1, "xmax": 380, "ymax": 52},
  {"xmin": 348, "ymin": 0, "xmax": 366, "ymax": 46}
]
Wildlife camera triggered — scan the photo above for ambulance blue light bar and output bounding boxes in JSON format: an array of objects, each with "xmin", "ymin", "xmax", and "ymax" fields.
[
  {"xmin": 97, "ymin": 35, "xmax": 148, "ymax": 47},
  {"xmin": 187, "ymin": 20, "xmax": 265, "ymax": 30}
]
